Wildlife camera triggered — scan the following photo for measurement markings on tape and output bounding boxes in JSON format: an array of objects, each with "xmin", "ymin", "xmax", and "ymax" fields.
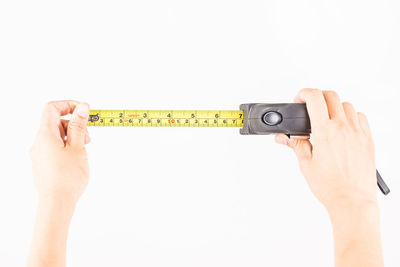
[{"xmin": 87, "ymin": 110, "xmax": 244, "ymax": 127}]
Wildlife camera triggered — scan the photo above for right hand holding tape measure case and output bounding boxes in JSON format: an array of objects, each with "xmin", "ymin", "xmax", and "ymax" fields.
[{"xmin": 239, "ymin": 103, "xmax": 390, "ymax": 195}]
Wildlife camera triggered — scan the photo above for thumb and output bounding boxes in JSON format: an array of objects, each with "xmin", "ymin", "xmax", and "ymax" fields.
[
  {"xmin": 275, "ymin": 134, "xmax": 312, "ymax": 162},
  {"xmin": 67, "ymin": 103, "xmax": 90, "ymax": 148}
]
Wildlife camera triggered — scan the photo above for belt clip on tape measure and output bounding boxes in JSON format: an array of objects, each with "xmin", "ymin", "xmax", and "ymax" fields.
[{"xmin": 88, "ymin": 103, "xmax": 390, "ymax": 195}]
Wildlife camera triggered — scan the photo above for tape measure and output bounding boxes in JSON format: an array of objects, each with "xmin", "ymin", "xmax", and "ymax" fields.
[
  {"xmin": 86, "ymin": 103, "xmax": 390, "ymax": 196},
  {"xmin": 87, "ymin": 110, "xmax": 244, "ymax": 127}
]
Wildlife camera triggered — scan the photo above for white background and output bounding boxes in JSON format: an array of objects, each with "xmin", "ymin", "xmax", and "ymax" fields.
[{"xmin": 0, "ymin": 0, "xmax": 399, "ymax": 266}]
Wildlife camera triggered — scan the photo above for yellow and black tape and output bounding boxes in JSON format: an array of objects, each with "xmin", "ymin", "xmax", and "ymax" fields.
[{"xmin": 87, "ymin": 110, "xmax": 244, "ymax": 127}]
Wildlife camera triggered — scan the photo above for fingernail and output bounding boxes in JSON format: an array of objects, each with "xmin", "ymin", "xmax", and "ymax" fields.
[
  {"xmin": 76, "ymin": 103, "xmax": 89, "ymax": 117},
  {"xmin": 275, "ymin": 135, "xmax": 288, "ymax": 145}
]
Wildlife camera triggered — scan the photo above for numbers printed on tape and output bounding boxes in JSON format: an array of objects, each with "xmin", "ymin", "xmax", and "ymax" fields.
[{"xmin": 87, "ymin": 110, "xmax": 244, "ymax": 127}]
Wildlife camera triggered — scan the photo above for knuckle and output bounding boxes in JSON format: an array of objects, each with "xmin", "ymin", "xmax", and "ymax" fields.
[
  {"xmin": 342, "ymin": 102, "xmax": 354, "ymax": 109},
  {"xmin": 358, "ymin": 112, "xmax": 370, "ymax": 124},
  {"xmin": 68, "ymin": 120, "xmax": 85, "ymax": 132},
  {"xmin": 358, "ymin": 112, "xmax": 367, "ymax": 119},
  {"xmin": 324, "ymin": 121, "xmax": 348, "ymax": 139},
  {"xmin": 324, "ymin": 90, "xmax": 339, "ymax": 98},
  {"xmin": 360, "ymin": 134, "xmax": 373, "ymax": 148},
  {"xmin": 301, "ymin": 88, "xmax": 320, "ymax": 96},
  {"xmin": 44, "ymin": 101, "xmax": 57, "ymax": 113},
  {"xmin": 45, "ymin": 101, "xmax": 56, "ymax": 108},
  {"xmin": 308, "ymin": 88, "xmax": 322, "ymax": 98},
  {"xmin": 334, "ymin": 120, "xmax": 347, "ymax": 130},
  {"xmin": 342, "ymin": 101, "xmax": 351, "ymax": 106}
]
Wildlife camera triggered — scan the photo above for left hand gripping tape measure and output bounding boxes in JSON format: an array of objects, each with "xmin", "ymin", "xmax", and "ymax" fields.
[{"xmin": 87, "ymin": 103, "xmax": 390, "ymax": 195}]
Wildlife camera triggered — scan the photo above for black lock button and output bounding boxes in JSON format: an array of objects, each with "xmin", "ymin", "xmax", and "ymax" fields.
[{"xmin": 262, "ymin": 111, "xmax": 283, "ymax": 126}]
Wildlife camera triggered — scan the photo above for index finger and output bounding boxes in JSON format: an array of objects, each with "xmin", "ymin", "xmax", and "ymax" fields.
[{"xmin": 294, "ymin": 88, "xmax": 329, "ymax": 129}]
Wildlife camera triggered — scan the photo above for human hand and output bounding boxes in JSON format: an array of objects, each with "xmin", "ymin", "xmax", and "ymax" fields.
[
  {"xmin": 275, "ymin": 89, "xmax": 377, "ymax": 214},
  {"xmin": 30, "ymin": 100, "xmax": 91, "ymax": 205}
]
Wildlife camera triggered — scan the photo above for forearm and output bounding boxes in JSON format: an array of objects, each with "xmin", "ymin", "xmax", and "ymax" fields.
[
  {"xmin": 328, "ymin": 200, "xmax": 384, "ymax": 267},
  {"xmin": 27, "ymin": 196, "xmax": 76, "ymax": 267}
]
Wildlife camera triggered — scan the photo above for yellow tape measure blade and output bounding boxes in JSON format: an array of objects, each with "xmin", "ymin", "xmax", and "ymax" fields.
[{"xmin": 87, "ymin": 110, "xmax": 244, "ymax": 127}]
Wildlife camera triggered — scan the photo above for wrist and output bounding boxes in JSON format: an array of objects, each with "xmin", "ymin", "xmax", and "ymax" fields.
[
  {"xmin": 38, "ymin": 188, "xmax": 80, "ymax": 205},
  {"xmin": 323, "ymin": 189, "xmax": 378, "ymax": 216},
  {"xmin": 327, "ymin": 197, "xmax": 380, "ymax": 226},
  {"xmin": 29, "ymin": 193, "xmax": 77, "ymax": 267},
  {"xmin": 37, "ymin": 193, "xmax": 77, "ymax": 218},
  {"xmin": 326, "ymin": 196, "xmax": 383, "ymax": 267}
]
